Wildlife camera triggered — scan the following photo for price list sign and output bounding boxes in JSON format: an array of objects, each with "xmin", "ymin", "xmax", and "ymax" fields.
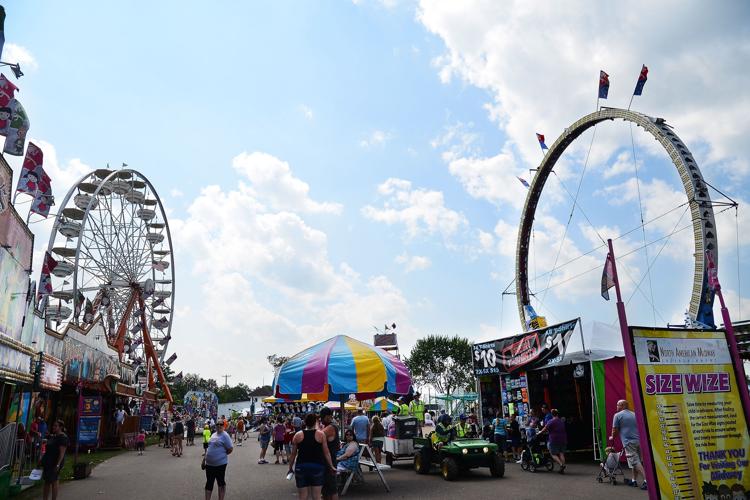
[{"xmin": 630, "ymin": 327, "xmax": 750, "ymax": 499}]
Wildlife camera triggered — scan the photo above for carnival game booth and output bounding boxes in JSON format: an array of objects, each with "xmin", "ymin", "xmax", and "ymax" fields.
[
  {"xmin": 49, "ymin": 317, "xmax": 141, "ymax": 450},
  {"xmin": 473, "ymin": 319, "xmax": 631, "ymax": 458}
]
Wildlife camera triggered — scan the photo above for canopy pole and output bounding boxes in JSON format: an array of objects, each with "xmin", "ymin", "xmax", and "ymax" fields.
[{"xmin": 340, "ymin": 394, "xmax": 346, "ymax": 441}]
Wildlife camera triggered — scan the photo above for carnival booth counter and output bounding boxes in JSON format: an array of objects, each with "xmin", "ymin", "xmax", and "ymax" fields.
[{"xmin": 474, "ymin": 320, "xmax": 632, "ymax": 458}]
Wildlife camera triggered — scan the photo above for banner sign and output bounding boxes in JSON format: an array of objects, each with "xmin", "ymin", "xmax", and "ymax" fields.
[
  {"xmin": 630, "ymin": 327, "xmax": 750, "ymax": 499},
  {"xmin": 77, "ymin": 416, "xmax": 101, "ymax": 447},
  {"xmin": 472, "ymin": 319, "xmax": 578, "ymax": 375},
  {"xmin": 80, "ymin": 396, "xmax": 102, "ymax": 416}
]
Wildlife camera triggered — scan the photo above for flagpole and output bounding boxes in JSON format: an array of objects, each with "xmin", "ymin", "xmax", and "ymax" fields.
[
  {"xmin": 709, "ymin": 256, "xmax": 750, "ymax": 426},
  {"xmin": 25, "ymin": 186, "xmax": 38, "ymax": 225},
  {"xmin": 627, "ymin": 94, "xmax": 635, "ymax": 111},
  {"xmin": 607, "ymin": 239, "xmax": 657, "ymax": 499}
]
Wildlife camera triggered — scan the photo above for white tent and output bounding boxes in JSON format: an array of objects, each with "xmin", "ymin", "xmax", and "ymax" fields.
[{"xmin": 547, "ymin": 320, "xmax": 626, "ymax": 366}]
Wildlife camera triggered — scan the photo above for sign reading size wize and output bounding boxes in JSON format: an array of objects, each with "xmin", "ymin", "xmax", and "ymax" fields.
[
  {"xmin": 472, "ymin": 319, "xmax": 578, "ymax": 375},
  {"xmin": 630, "ymin": 327, "xmax": 750, "ymax": 499}
]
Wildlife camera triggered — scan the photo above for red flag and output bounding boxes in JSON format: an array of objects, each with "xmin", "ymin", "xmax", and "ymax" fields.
[
  {"xmin": 598, "ymin": 70, "xmax": 610, "ymax": 99},
  {"xmin": 536, "ymin": 133, "xmax": 548, "ymax": 150},
  {"xmin": 633, "ymin": 65, "xmax": 648, "ymax": 96},
  {"xmin": 601, "ymin": 252, "xmax": 615, "ymax": 300},
  {"xmin": 16, "ymin": 142, "xmax": 49, "ymax": 196},
  {"xmin": 30, "ymin": 192, "xmax": 54, "ymax": 217},
  {"xmin": 0, "ymin": 73, "xmax": 17, "ymax": 107},
  {"xmin": 37, "ymin": 251, "xmax": 58, "ymax": 300}
]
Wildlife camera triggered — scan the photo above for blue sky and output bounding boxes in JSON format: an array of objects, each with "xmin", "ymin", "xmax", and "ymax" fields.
[{"xmin": 6, "ymin": 1, "xmax": 749, "ymax": 387}]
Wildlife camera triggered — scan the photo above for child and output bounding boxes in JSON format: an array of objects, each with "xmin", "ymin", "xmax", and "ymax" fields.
[
  {"xmin": 136, "ymin": 429, "xmax": 146, "ymax": 455},
  {"xmin": 202, "ymin": 423, "xmax": 211, "ymax": 456}
]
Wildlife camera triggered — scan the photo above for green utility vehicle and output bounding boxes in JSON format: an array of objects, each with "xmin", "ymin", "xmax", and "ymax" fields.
[{"xmin": 413, "ymin": 434, "xmax": 505, "ymax": 481}]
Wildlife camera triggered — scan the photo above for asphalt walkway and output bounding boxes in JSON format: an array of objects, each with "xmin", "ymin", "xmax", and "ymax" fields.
[{"xmin": 35, "ymin": 433, "xmax": 648, "ymax": 499}]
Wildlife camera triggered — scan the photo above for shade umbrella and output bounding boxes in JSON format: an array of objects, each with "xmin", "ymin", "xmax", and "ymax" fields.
[
  {"xmin": 273, "ymin": 334, "xmax": 412, "ymax": 425},
  {"xmin": 368, "ymin": 396, "xmax": 399, "ymax": 412},
  {"xmin": 274, "ymin": 335, "xmax": 411, "ymax": 400}
]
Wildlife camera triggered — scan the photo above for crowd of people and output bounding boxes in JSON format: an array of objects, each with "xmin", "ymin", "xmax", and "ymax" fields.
[{"xmin": 23, "ymin": 392, "xmax": 646, "ymax": 500}]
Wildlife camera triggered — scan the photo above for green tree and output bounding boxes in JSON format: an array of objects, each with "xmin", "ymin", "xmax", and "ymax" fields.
[{"xmin": 404, "ymin": 335, "xmax": 474, "ymax": 395}]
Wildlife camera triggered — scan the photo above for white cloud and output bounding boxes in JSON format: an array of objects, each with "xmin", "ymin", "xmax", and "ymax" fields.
[
  {"xmin": 299, "ymin": 104, "xmax": 314, "ymax": 120},
  {"xmin": 602, "ymin": 151, "xmax": 642, "ymax": 179},
  {"xmin": 170, "ymin": 188, "xmax": 184, "ymax": 198},
  {"xmin": 232, "ymin": 152, "xmax": 342, "ymax": 215},
  {"xmin": 362, "ymin": 178, "xmax": 468, "ymax": 239},
  {"xmin": 447, "ymin": 149, "xmax": 528, "ymax": 209},
  {"xmin": 418, "ymin": 1, "xmax": 750, "ymax": 177},
  {"xmin": 360, "ymin": 130, "xmax": 392, "ymax": 149},
  {"xmin": 395, "ymin": 253, "xmax": 432, "ymax": 272},
  {"xmin": 168, "ymin": 153, "xmax": 419, "ymax": 386},
  {"xmin": 3, "ymin": 44, "xmax": 38, "ymax": 71}
]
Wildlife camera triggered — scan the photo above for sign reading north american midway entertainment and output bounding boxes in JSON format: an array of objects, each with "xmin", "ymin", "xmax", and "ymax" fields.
[
  {"xmin": 629, "ymin": 327, "xmax": 750, "ymax": 499},
  {"xmin": 472, "ymin": 319, "xmax": 578, "ymax": 375}
]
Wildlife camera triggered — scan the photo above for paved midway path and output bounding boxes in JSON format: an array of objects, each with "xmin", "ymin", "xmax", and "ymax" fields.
[{"xmin": 39, "ymin": 433, "xmax": 647, "ymax": 499}]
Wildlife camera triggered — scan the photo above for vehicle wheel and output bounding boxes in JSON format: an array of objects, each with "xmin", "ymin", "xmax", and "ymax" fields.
[
  {"xmin": 612, "ymin": 477, "xmax": 617, "ymax": 485},
  {"xmin": 386, "ymin": 452, "xmax": 394, "ymax": 467},
  {"xmin": 545, "ymin": 460, "xmax": 554, "ymax": 471},
  {"xmin": 414, "ymin": 450, "xmax": 430, "ymax": 475},
  {"xmin": 441, "ymin": 457, "xmax": 459, "ymax": 481},
  {"xmin": 490, "ymin": 453, "xmax": 505, "ymax": 478},
  {"xmin": 530, "ymin": 463, "xmax": 537, "ymax": 473},
  {"xmin": 521, "ymin": 461, "xmax": 530, "ymax": 471},
  {"xmin": 597, "ymin": 477, "xmax": 603, "ymax": 483}
]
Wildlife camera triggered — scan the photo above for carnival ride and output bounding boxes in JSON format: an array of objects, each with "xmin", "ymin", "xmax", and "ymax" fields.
[
  {"xmin": 44, "ymin": 168, "xmax": 175, "ymax": 401},
  {"xmin": 514, "ymin": 107, "xmax": 737, "ymax": 331}
]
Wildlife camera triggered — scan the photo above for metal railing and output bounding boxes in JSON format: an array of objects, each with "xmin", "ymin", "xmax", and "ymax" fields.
[{"xmin": 0, "ymin": 423, "xmax": 17, "ymax": 472}]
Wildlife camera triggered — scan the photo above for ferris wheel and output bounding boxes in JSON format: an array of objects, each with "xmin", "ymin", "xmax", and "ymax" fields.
[
  {"xmin": 515, "ymin": 107, "xmax": 727, "ymax": 331},
  {"xmin": 44, "ymin": 167, "xmax": 175, "ymax": 398}
]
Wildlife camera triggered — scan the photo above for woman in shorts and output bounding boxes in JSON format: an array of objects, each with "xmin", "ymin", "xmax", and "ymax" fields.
[
  {"xmin": 368, "ymin": 416, "xmax": 385, "ymax": 464},
  {"xmin": 287, "ymin": 413, "xmax": 336, "ymax": 499}
]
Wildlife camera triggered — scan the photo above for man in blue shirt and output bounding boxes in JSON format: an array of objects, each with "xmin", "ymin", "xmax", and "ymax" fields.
[{"xmin": 350, "ymin": 410, "xmax": 370, "ymax": 444}]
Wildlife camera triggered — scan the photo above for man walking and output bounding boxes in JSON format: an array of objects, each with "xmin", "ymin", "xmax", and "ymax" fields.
[{"xmin": 611, "ymin": 399, "xmax": 647, "ymax": 490}]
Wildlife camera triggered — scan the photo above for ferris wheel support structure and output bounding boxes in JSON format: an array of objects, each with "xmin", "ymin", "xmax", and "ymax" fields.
[{"xmin": 515, "ymin": 108, "xmax": 718, "ymax": 330}]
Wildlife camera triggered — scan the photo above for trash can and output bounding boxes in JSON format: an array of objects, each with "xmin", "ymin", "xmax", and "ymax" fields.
[{"xmin": 392, "ymin": 417, "xmax": 418, "ymax": 439}]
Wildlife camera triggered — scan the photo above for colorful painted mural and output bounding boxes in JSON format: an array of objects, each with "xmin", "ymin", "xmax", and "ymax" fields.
[
  {"xmin": 183, "ymin": 390, "xmax": 218, "ymax": 420},
  {"xmin": 0, "ymin": 250, "xmax": 30, "ymax": 341}
]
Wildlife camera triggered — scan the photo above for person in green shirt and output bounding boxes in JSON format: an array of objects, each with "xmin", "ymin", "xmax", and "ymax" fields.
[
  {"xmin": 432, "ymin": 414, "xmax": 454, "ymax": 447},
  {"xmin": 454, "ymin": 414, "xmax": 470, "ymax": 439},
  {"xmin": 202, "ymin": 423, "xmax": 212, "ymax": 456},
  {"xmin": 399, "ymin": 397, "xmax": 410, "ymax": 419},
  {"xmin": 408, "ymin": 392, "xmax": 425, "ymax": 435}
]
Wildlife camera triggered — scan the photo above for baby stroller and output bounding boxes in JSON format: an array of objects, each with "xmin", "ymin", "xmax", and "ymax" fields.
[
  {"xmin": 520, "ymin": 434, "xmax": 554, "ymax": 472},
  {"xmin": 597, "ymin": 447, "xmax": 624, "ymax": 485}
]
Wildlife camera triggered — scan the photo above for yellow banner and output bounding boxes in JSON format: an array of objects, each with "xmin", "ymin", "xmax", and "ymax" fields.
[{"xmin": 631, "ymin": 327, "xmax": 750, "ymax": 499}]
